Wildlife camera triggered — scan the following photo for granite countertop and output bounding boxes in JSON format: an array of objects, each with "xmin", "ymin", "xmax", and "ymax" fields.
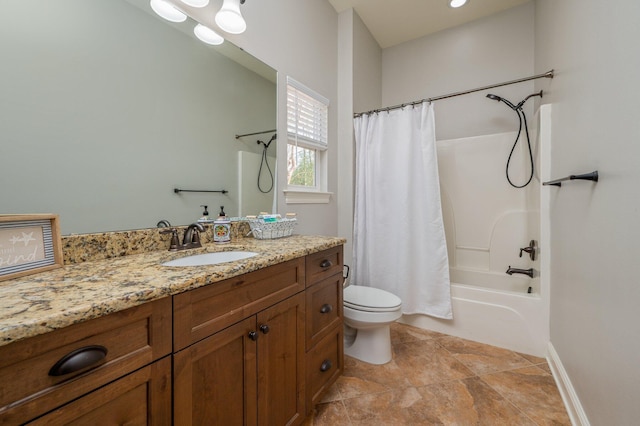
[{"xmin": 0, "ymin": 235, "xmax": 345, "ymax": 347}]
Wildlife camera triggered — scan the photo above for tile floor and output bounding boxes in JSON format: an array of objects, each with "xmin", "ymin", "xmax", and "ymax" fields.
[{"xmin": 304, "ymin": 323, "xmax": 571, "ymax": 425}]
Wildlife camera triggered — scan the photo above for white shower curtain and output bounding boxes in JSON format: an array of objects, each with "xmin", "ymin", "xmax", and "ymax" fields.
[{"xmin": 353, "ymin": 103, "xmax": 452, "ymax": 319}]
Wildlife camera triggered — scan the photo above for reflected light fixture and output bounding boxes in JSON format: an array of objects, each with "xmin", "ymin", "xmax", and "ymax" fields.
[
  {"xmin": 194, "ymin": 23, "xmax": 224, "ymax": 45},
  {"xmin": 180, "ymin": 0, "xmax": 209, "ymax": 7},
  {"xmin": 449, "ymin": 0, "xmax": 468, "ymax": 8},
  {"xmin": 150, "ymin": 0, "xmax": 187, "ymax": 22},
  {"xmin": 215, "ymin": 0, "xmax": 247, "ymax": 34}
]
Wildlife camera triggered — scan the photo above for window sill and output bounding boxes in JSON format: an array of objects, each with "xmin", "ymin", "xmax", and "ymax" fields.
[{"xmin": 283, "ymin": 190, "xmax": 332, "ymax": 204}]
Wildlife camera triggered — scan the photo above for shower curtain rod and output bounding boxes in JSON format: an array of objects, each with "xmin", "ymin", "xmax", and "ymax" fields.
[{"xmin": 353, "ymin": 69, "xmax": 554, "ymax": 118}]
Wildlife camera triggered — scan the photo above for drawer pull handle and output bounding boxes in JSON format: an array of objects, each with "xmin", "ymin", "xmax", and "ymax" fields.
[
  {"xmin": 248, "ymin": 331, "xmax": 258, "ymax": 341},
  {"xmin": 320, "ymin": 304, "xmax": 333, "ymax": 314},
  {"xmin": 48, "ymin": 345, "xmax": 108, "ymax": 377},
  {"xmin": 320, "ymin": 260, "xmax": 333, "ymax": 269},
  {"xmin": 260, "ymin": 324, "xmax": 270, "ymax": 334},
  {"xmin": 320, "ymin": 359, "xmax": 332, "ymax": 372}
]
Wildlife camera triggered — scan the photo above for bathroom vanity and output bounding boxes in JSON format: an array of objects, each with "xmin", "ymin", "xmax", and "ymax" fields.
[{"xmin": 0, "ymin": 235, "xmax": 344, "ymax": 425}]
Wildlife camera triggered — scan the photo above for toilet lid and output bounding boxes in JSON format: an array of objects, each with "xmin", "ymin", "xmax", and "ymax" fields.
[{"xmin": 343, "ymin": 285, "xmax": 402, "ymax": 312}]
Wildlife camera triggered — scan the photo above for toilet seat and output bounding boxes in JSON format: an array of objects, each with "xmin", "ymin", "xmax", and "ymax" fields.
[{"xmin": 343, "ymin": 285, "xmax": 402, "ymax": 313}]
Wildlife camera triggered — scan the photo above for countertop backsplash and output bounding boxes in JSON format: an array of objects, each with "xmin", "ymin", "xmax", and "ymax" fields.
[{"xmin": 62, "ymin": 221, "xmax": 252, "ymax": 264}]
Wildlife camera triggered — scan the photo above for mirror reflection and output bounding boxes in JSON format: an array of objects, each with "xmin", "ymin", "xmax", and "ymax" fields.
[{"xmin": 0, "ymin": 0, "xmax": 277, "ymax": 235}]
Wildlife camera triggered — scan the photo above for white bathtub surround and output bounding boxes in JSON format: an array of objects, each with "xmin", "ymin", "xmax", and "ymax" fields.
[
  {"xmin": 402, "ymin": 106, "xmax": 552, "ymax": 357},
  {"xmin": 353, "ymin": 103, "xmax": 452, "ymax": 319},
  {"xmin": 402, "ymin": 282, "xmax": 547, "ymax": 356}
]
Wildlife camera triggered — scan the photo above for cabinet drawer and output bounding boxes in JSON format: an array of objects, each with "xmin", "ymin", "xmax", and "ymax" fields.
[
  {"xmin": 306, "ymin": 273, "xmax": 343, "ymax": 350},
  {"xmin": 0, "ymin": 297, "xmax": 172, "ymax": 425},
  {"xmin": 27, "ymin": 356, "xmax": 172, "ymax": 426},
  {"xmin": 306, "ymin": 326, "xmax": 343, "ymax": 411},
  {"xmin": 306, "ymin": 246, "xmax": 343, "ymax": 286},
  {"xmin": 173, "ymin": 258, "xmax": 305, "ymax": 351}
]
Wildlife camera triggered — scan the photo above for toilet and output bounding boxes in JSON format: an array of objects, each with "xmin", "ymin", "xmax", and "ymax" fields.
[{"xmin": 343, "ymin": 285, "xmax": 402, "ymax": 365}]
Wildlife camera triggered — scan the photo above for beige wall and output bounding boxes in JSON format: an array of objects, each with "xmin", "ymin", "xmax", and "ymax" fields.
[
  {"xmin": 535, "ymin": 0, "xmax": 640, "ymax": 423},
  {"xmin": 381, "ymin": 3, "xmax": 535, "ymax": 141},
  {"xmin": 337, "ymin": 9, "xmax": 382, "ymax": 272},
  {"xmin": 224, "ymin": 0, "xmax": 340, "ymax": 236}
]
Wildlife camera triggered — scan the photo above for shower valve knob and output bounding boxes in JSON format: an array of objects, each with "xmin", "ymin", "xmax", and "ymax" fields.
[{"xmin": 519, "ymin": 240, "xmax": 537, "ymax": 261}]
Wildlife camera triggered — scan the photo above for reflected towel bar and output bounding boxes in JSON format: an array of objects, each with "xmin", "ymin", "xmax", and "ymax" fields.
[
  {"xmin": 542, "ymin": 171, "xmax": 598, "ymax": 187},
  {"xmin": 174, "ymin": 188, "xmax": 228, "ymax": 194},
  {"xmin": 235, "ymin": 129, "xmax": 277, "ymax": 139}
]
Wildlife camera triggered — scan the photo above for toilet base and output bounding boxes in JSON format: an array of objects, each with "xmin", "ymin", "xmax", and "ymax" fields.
[{"xmin": 344, "ymin": 324, "xmax": 393, "ymax": 365}]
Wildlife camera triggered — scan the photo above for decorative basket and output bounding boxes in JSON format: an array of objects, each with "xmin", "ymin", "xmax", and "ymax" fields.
[{"xmin": 247, "ymin": 218, "xmax": 297, "ymax": 240}]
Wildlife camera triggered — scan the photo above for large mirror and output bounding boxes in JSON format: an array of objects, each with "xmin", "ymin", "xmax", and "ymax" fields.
[{"xmin": 0, "ymin": 0, "xmax": 277, "ymax": 235}]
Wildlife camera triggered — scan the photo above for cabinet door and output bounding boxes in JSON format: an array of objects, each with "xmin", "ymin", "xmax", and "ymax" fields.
[
  {"xmin": 0, "ymin": 297, "xmax": 172, "ymax": 425},
  {"xmin": 27, "ymin": 356, "xmax": 171, "ymax": 426},
  {"xmin": 256, "ymin": 293, "xmax": 306, "ymax": 426},
  {"xmin": 305, "ymin": 273, "xmax": 343, "ymax": 350},
  {"xmin": 174, "ymin": 317, "xmax": 258, "ymax": 426}
]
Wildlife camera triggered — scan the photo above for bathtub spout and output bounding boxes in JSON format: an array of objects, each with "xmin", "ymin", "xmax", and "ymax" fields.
[{"xmin": 506, "ymin": 266, "xmax": 534, "ymax": 278}]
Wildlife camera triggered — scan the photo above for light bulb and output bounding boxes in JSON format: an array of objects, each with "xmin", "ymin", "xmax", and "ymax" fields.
[
  {"xmin": 194, "ymin": 24, "xmax": 224, "ymax": 45},
  {"xmin": 150, "ymin": 0, "xmax": 187, "ymax": 22},
  {"xmin": 180, "ymin": 0, "xmax": 209, "ymax": 7},
  {"xmin": 215, "ymin": 0, "xmax": 246, "ymax": 34},
  {"xmin": 449, "ymin": 0, "xmax": 468, "ymax": 7}
]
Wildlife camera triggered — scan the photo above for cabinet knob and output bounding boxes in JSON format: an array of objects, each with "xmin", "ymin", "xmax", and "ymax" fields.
[
  {"xmin": 320, "ymin": 359, "xmax": 332, "ymax": 372},
  {"xmin": 259, "ymin": 324, "xmax": 270, "ymax": 334},
  {"xmin": 48, "ymin": 345, "xmax": 108, "ymax": 377},
  {"xmin": 248, "ymin": 331, "xmax": 258, "ymax": 341},
  {"xmin": 320, "ymin": 259, "xmax": 333, "ymax": 269},
  {"xmin": 320, "ymin": 304, "xmax": 333, "ymax": 314}
]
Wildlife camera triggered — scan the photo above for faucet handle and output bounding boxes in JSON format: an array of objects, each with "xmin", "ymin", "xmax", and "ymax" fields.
[
  {"xmin": 518, "ymin": 240, "xmax": 537, "ymax": 261},
  {"xmin": 191, "ymin": 228, "xmax": 202, "ymax": 245},
  {"xmin": 160, "ymin": 228, "xmax": 180, "ymax": 251}
]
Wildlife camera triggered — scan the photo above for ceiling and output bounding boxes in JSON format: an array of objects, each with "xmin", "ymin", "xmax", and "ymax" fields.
[{"xmin": 327, "ymin": 0, "xmax": 530, "ymax": 48}]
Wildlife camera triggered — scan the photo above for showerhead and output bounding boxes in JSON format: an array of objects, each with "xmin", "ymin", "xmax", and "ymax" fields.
[
  {"xmin": 486, "ymin": 93, "xmax": 517, "ymax": 110},
  {"xmin": 487, "ymin": 90, "xmax": 543, "ymax": 110}
]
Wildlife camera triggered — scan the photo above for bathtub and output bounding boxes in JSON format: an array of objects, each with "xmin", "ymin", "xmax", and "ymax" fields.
[{"xmin": 401, "ymin": 267, "xmax": 548, "ymax": 357}]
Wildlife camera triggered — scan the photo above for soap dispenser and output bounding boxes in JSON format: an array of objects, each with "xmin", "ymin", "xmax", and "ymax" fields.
[
  {"xmin": 198, "ymin": 205, "xmax": 211, "ymax": 223},
  {"xmin": 213, "ymin": 205, "xmax": 231, "ymax": 244}
]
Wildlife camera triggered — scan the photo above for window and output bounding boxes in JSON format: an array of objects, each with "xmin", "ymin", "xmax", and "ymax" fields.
[{"xmin": 286, "ymin": 77, "xmax": 329, "ymax": 196}]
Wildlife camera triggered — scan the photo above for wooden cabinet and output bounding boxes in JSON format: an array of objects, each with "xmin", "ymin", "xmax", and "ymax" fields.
[
  {"xmin": 174, "ymin": 317, "xmax": 258, "ymax": 425},
  {"xmin": 1, "ymin": 245, "xmax": 344, "ymax": 425},
  {"xmin": 0, "ymin": 297, "xmax": 172, "ymax": 425},
  {"xmin": 256, "ymin": 293, "xmax": 306, "ymax": 425},
  {"xmin": 173, "ymin": 260, "xmax": 306, "ymax": 426},
  {"xmin": 304, "ymin": 246, "xmax": 344, "ymax": 412},
  {"xmin": 27, "ymin": 356, "xmax": 171, "ymax": 426}
]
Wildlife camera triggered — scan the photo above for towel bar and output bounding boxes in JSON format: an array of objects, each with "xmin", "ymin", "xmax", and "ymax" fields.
[
  {"xmin": 174, "ymin": 188, "xmax": 228, "ymax": 194},
  {"xmin": 542, "ymin": 171, "xmax": 598, "ymax": 187}
]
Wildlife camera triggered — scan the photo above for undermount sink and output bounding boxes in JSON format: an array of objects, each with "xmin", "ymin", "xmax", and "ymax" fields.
[{"xmin": 162, "ymin": 251, "xmax": 258, "ymax": 267}]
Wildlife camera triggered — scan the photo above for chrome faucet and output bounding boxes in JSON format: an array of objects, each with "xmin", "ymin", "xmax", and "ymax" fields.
[{"xmin": 506, "ymin": 266, "xmax": 534, "ymax": 278}]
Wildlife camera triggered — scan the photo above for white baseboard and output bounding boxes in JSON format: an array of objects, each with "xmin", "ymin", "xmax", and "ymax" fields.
[{"xmin": 547, "ymin": 342, "xmax": 590, "ymax": 426}]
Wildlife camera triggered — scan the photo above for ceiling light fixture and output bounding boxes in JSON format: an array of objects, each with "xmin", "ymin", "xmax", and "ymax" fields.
[
  {"xmin": 150, "ymin": 0, "xmax": 187, "ymax": 22},
  {"xmin": 180, "ymin": 0, "xmax": 209, "ymax": 7},
  {"xmin": 449, "ymin": 0, "xmax": 468, "ymax": 8},
  {"xmin": 215, "ymin": 0, "xmax": 247, "ymax": 34},
  {"xmin": 194, "ymin": 23, "xmax": 224, "ymax": 45}
]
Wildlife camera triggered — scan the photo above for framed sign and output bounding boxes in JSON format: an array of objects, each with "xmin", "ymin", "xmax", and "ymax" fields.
[{"xmin": 0, "ymin": 214, "xmax": 63, "ymax": 282}]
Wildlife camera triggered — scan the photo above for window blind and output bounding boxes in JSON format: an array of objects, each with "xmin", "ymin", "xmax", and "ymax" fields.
[{"xmin": 286, "ymin": 77, "xmax": 329, "ymax": 150}]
